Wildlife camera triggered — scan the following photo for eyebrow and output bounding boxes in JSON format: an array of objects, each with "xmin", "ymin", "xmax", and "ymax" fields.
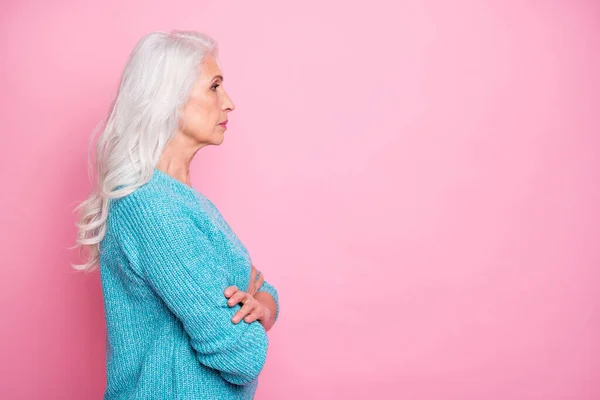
[{"xmin": 212, "ymin": 74, "xmax": 224, "ymax": 82}]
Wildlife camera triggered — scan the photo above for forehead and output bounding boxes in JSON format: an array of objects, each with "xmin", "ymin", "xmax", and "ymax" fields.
[{"xmin": 199, "ymin": 53, "xmax": 223, "ymax": 82}]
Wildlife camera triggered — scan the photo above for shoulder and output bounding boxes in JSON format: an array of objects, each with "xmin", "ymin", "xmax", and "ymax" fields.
[
  {"xmin": 109, "ymin": 183, "xmax": 193, "ymax": 229},
  {"xmin": 112, "ymin": 184, "xmax": 164, "ymax": 211}
]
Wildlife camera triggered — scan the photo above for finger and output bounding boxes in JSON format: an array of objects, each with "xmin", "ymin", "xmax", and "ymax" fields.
[
  {"xmin": 244, "ymin": 305, "xmax": 265, "ymax": 323},
  {"xmin": 227, "ymin": 290, "xmax": 247, "ymax": 307},
  {"xmin": 243, "ymin": 312, "xmax": 259, "ymax": 323},
  {"xmin": 232, "ymin": 295, "xmax": 256, "ymax": 323},
  {"xmin": 235, "ymin": 300, "xmax": 260, "ymax": 324},
  {"xmin": 224, "ymin": 286, "xmax": 238, "ymax": 298}
]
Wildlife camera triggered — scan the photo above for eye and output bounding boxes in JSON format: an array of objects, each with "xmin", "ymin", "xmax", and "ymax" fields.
[{"xmin": 211, "ymin": 83, "xmax": 220, "ymax": 91}]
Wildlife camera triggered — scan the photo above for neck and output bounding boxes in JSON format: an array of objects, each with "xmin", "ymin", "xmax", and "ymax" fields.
[{"xmin": 156, "ymin": 134, "xmax": 203, "ymax": 186}]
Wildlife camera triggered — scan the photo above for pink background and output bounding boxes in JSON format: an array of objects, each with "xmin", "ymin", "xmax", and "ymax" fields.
[{"xmin": 1, "ymin": 1, "xmax": 599, "ymax": 398}]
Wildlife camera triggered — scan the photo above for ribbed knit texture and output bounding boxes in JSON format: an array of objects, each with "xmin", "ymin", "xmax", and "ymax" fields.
[{"xmin": 99, "ymin": 168, "xmax": 280, "ymax": 399}]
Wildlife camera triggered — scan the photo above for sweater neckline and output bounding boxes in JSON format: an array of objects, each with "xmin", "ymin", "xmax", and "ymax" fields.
[{"xmin": 152, "ymin": 167, "xmax": 198, "ymax": 198}]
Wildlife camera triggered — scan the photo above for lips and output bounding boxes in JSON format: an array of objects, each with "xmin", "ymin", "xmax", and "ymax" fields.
[{"xmin": 219, "ymin": 120, "xmax": 228, "ymax": 127}]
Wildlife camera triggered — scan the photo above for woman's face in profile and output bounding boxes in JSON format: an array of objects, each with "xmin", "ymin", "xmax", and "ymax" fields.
[{"xmin": 179, "ymin": 52, "xmax": 235, "ymax": 145}]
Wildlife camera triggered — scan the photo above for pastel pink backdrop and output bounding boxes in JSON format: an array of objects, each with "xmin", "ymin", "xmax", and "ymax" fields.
[{"xmin": 1, "ymin": 1, "xmax": 598, "ymax": 398}]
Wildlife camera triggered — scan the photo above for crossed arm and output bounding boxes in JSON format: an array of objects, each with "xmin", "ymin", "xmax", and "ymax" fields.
[{"xmin": 114, "ymin": 193, "xmax": 280, "ymax": 385}]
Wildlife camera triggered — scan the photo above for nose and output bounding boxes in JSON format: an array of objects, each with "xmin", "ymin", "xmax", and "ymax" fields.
[{"xmin": 223, "ymin": 91, "xmax": 235, "ymax": 112}]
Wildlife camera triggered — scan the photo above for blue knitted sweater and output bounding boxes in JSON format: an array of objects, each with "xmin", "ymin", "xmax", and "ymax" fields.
[{"xmin": 99, "ymin": 168, "xmax": 280, "ymax": 399}]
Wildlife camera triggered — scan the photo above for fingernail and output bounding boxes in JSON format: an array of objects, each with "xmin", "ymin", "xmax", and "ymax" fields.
[{"xmin": 225, "ymin": 290, "xmax": 231, "ymax": 296}]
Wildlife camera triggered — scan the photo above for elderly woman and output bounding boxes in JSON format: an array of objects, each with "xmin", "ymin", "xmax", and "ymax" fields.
[{"xmin": 71, "ymin": 30, "xmax": 280, "ymax": 399}]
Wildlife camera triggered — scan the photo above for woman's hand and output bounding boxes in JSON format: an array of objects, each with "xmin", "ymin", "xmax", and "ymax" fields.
[
  {"xmin": 224, "ymin": 286, "xmax": 271, "ymax": 324},
  {"xmin": 246, "ymin": 263, "xmax": 264, "ymax": 296}
]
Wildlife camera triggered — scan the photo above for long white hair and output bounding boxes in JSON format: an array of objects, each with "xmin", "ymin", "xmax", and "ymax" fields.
[{"xmin": 69, "ymin": 30, "xmax": 218, "ymax": 272}]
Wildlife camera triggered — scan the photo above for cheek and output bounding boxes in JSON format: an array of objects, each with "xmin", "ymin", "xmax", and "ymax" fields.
[
  {"xmin": 181, "ymin": 97, "xmax": 221, "ymax": 131},
  {"xmin": 183, "ymin": 105, "xmax": 209, "ymax": 129}
]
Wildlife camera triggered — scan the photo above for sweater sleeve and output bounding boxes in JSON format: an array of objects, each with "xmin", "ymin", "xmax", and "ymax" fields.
[
  {"xmin": 113, "ymin": 192, "xmax": 269, "ymax": 386},
  {"xmin": 256, "ymin": 280, "xmax": 280, "ymax": 324}
]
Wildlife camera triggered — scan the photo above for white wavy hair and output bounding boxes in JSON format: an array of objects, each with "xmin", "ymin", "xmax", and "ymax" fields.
[{"xmin": 69, "ymin": 30, "xmax": 218, "ymax": 272}]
